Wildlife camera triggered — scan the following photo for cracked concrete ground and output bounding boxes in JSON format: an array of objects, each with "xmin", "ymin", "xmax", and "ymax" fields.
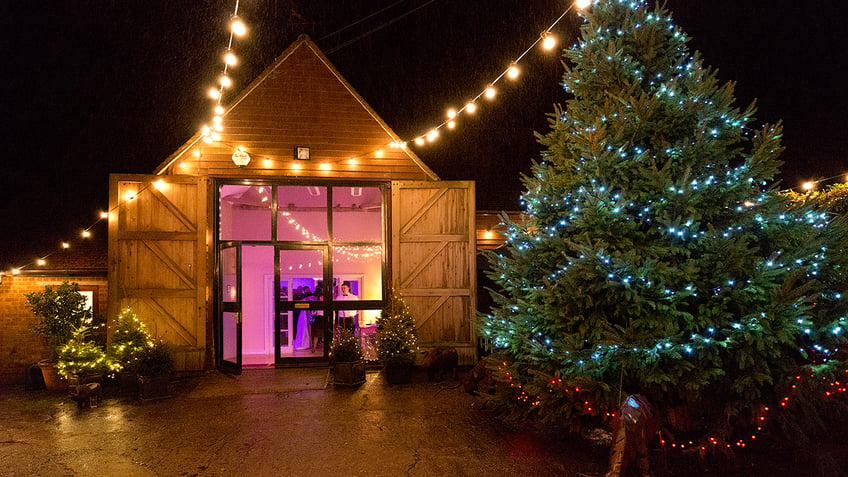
[{"xmin": 0, "ymin": 368, "xmax": 606, "ymax": 477}]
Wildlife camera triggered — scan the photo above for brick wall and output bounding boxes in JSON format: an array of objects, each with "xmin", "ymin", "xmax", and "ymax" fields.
[{"xmin": 0, "ymin": 276, "xmax": 108, "ymax": 385}]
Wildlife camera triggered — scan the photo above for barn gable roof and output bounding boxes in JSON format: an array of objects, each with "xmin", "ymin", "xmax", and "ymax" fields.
[{"xmin": 155, "ymin": 35, "xmax": 438, "ymax": 181}]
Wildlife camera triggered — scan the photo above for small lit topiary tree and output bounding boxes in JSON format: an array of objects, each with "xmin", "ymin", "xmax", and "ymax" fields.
[
  {"xmin": 376, "ymin": 289, "xmax": 419, "ymax": 384},
  {"xmin": 57, "ymin": 326, "xmax": 108, "ymax": 378},
  {"xmin": 108, "ymin": 307, "xmax": 154, "ymax": 374}
]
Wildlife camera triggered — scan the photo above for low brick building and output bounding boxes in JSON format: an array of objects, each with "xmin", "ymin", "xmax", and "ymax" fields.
[{"xmin": 0, "ymin": 234, "xmax": 107, "ymax": 385}]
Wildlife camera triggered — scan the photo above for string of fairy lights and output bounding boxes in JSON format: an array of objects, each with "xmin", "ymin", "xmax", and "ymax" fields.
[
  {"xmin": 1, "ymin": 1, "xmax": 841, "ymax": 267},
  {"xmin": 497, "ymin": 360, "xmax": 848, "ymax": 450},
  {"xmin": 2, "ymin": 0, "xmax": 845, "ymax": 452}
]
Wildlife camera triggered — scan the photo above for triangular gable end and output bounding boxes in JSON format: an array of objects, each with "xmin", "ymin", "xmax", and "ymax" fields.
[{"xmin": 155, "ymin": 35, "xmax": 439, "ymax": 182}]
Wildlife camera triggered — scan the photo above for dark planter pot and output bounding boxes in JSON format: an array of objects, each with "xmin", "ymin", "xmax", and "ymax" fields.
[
  {"xmin": 68, "ymin": 373, "xmax": 103, "ymax": 388},
  {"xmin": 384, "ymin": 364, "xmax": 415, "ymax": 384},
  {"xmin": 68, "ymin": 373, "xmax": 104, "ymax": 406},
  {"xmin": 333, "ymin": 360, "xmax": 366, "ymax": 386},
  {"xmin": 38, "ymin": 360, "xmax": 68, "ymax": 391},
  {"xmin": 138, "ymin": 374, "xmax": 171, "ymax": 400},
  {"xmin": 120, "ymin": 371, "xmax": 139, "ymax": 395}
]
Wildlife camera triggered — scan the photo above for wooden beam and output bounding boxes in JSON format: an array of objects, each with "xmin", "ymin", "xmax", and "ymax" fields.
[
  {"xmin": 142, "ymin": 240, "xmax": 196, "ymax": 288},
  {"xmin": 147, "ymin": 298, "xmax": 197, "ymax": 346},
  {"xmin": 400, "ymin": 187, "xmax": 448, "ymax": 235},
  {"xmin": 399, "ymin": 241, "xmax": 448, "ymax": 289},
  {"xmin": 148, "ymin": 185, "xmax": 197, "ymax": 233}
]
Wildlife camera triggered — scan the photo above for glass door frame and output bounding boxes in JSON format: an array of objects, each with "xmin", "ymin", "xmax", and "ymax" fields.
[
  {"xmin": 215, "ymin": 178, "xmax": 392, "ymax": 368},
  {"xmin": 275, "ymin": 245, "xmax": 331, "ymax": 366},
  {"xmin": 218, "ymin": 241, "xmax": 242, "ymax": 375}
]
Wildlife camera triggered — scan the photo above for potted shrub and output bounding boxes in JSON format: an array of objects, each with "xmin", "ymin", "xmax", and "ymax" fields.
[
  {"xmin": 329, "ymin": 327, "xmax": 365, "ymax": 386},
  {"xmin": 25, "ymin": 282, "xmax": 92, "ymax": 390},
  {"xmin": 376, "ymin": 289, "xmax": 418, "ymax": 384},
  {"xmin": 108, "ymin": 307, "xmax": 154, "ymax": 394},
  {"xmin": 135, "ymin": 339, "xmax": 174, "ymax": 400}
]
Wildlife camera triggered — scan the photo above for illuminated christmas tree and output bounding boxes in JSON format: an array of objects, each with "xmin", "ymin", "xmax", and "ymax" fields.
[
  {"xmin": 108, "ymin": 307, "xmax": 154, "ymax": 373},
  {"xmin": 482, "ymin": 0, "xmax": 848, "ymax": 445},
  {"xmin": 376, "ymin": 289, "xmax": 418, "ymax": 367}
]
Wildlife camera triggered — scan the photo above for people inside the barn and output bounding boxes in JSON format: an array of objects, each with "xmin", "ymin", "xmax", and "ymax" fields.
[
  {"xmin": 309, "ymin": 286, "xmax": 325, "ymax": 353},
  {"xmin": 336, "ymin": 281, "xmax": 359, "ymax": 333},
  {"xmin": 293, "ymin": 287, "xmax": 313, "ymax": 350}
]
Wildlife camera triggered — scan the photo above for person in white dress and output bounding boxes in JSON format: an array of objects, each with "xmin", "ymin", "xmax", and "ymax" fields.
[{"xmin": 293, "ymin": 288, "xmax": 313, "ymax": 350}]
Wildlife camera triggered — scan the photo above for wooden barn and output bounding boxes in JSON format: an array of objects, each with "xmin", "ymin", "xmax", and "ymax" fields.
[{"xmin": 107, "ymin": 35, "xmax": 477, "ymax": 373}]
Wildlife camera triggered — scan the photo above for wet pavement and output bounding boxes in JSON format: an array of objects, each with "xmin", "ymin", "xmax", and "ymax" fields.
[{"xmin": 0, "ymin": 368, "xmax": 606, "ymax": 477}]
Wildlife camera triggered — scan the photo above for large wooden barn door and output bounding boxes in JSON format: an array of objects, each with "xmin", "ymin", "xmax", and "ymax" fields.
[
  {"xmin": 107, "ymin": 174, "xmax": 208, "ymax": 371},
  {"xmin": 391, "ymin": 181, "xmax": 477, "ymax": 365}
]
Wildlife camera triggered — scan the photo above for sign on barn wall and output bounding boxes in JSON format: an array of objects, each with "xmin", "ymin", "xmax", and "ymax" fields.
[
  {"xmin": 391, "ymin": 181, "xmax": 477, "ymax": 365},
  {"xmin": 107, "ymin": 174, "xmax": 208, "ymax": 371}
]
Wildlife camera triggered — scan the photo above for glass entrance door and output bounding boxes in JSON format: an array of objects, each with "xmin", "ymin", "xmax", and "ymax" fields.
[
  {"xmin": 220, "ymin": 243, "xmax": 242, "ymax": 374},
  {"xmin": 277, "ymin": 248, "xmax": 327, "ymax": 362}
]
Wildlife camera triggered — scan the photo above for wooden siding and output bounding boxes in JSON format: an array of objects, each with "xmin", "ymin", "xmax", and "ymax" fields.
[
  {"xmin": 108, "ymin": 174, "xmax": 208, "ymax": 371},
  {"xmin": 156, "ymin": 35, "xmax": 438, "ymax": 183},
  {"xmin": 392, "ymin": 181, "xmax": 477, "ymax": 365}
]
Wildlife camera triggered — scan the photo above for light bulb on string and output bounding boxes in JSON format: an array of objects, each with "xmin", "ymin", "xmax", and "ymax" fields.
[
  {"xmin": 214, "ymin": 105, "xmax": 225, "ymax": 115},
  {"xmin": 219, "ymin": 75, "xmax": 232, "ymax": 88},
  {"xmin": 465, "ymin": 102, "xmax": 477, "ymax": 114},
  {"xmin": 415, "ymin": 137, "xmax": 425, "ymax": 146},
  {"xmin": 541, "ymin": 32, "xmax": 557, "ymax": 50},
  {"xmin": 231, "ymin": 16, "xmax": 246, "ymax": 36},
  {"xmin": 81, "ymin": 230, "xmax": 91, "ymax": 238},
  {"xmin": 447, "ymin": 120, "xmax": 456, "ymax": 129},
  {"xmin": 447, "ymin": 108, "xmax": 457, "ymax": 119},
  {"xmin": 507, "ymin": 63, "xmax": 520, "ymax": 79},
  {"xmin": 485, "ymin": 85, "xmax": 497, "ymax": 99},
  {"xmin": 37, "ymin": 259, "xmax": 46, "ymax": 266},
  {"xmin": 576, "ymin": 0, "xmax": 592, "ymax": 9},
  {"xmin": 426, "ymin": 129, "xmax": 439, "ymax": 142},
  {"xmin": 208, "ymin": 88, "xmax": 221, "ymax": 100},
  {"xmin": 224, "ymin": 49, "xmax": 237, "ymax": 66}
]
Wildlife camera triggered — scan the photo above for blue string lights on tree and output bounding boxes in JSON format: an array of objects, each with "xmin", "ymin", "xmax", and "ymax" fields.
[{"xmin": 481, "ymin": 0, "xmax": 848, "ymax": 448}]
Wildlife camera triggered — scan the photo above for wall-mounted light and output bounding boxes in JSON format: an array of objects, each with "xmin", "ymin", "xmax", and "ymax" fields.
[
  {"xmin": 295, "ymin": 146, "xmax": 311, "ymax": 161},
  {"xmin": 232, "ymin": 147, "xmax": 251, "ymax": 167}
]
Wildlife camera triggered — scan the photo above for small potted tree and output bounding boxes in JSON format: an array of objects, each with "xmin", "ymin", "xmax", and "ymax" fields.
[
  {"xmin": 25, "ymin": 282, "xmax": 92, "ymax": 390},
  {"xmin": 329, "ymin": 327, "xmax": 365, "ymax": 386},
  {"xmin": 376, "ymin": 289, "xmax": 418, "ymax": 384},
  {"xmin": 108, "ymin": 307, "xmax": 154, "ymax": 394},
  {"xmin": 135, "ymin": 339, "xmax": 174, "ymax": 400},
  {"xmin": 57, "ymin": 326, "xmax": 109, "ymax": 401}
]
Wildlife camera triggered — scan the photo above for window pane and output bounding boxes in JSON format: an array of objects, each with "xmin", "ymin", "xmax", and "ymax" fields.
[
  {"xmin": 332, "ymin": 186, "xmax": 382, "ymax": 242},
  {"xmin": 332, "ymin": 245, "xmax": 383, "ymax": 323},
  {"xmin": 220, "ymin": 185, "xmax": 272, "ymax": 240},
  {"xmin": 277, "ymin": 186, "xmax": 328, "ymax": 241}
]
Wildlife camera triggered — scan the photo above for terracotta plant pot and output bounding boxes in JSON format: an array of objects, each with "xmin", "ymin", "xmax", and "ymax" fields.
[
  {"xmin": 333, "ymin": 360, "xmax": 366, "ymax": 386},
  {"xmin": 38, "ymin": 360, "xmax": 68, "ymax": 391}
]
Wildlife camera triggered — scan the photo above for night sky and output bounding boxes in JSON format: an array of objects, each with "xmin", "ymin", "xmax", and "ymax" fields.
[{"xmin": 1, "ymin": 0, "xmax": 845, "ymax": 269}]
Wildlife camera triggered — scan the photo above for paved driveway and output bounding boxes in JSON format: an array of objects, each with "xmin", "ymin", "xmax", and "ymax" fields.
[{"xmin": 0, "ymin": 369, "xmax": 606, "ymax": 476}]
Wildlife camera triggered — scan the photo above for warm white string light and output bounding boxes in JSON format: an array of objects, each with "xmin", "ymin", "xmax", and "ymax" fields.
[
  {"xmin": 7, "ymin": 0, "xmax": 844, "ymax": 275},
  {"xmin": 201, "ymin": 1, "xmax": 245, "ymax": 143}
]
